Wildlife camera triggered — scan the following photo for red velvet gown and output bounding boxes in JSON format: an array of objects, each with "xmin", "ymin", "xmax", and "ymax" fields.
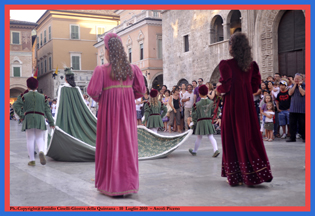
[{"xmin": 216, "ymin": 59, "xmax": 273, "ymax": 186}]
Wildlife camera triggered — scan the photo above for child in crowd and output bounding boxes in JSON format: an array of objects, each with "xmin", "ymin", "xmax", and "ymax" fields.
[
  {"xmin": 260, "ymin": 94, "xmax": 273, "ymax": 138},
  {"xmin": 276, "ymin": 80, "xmax": 291, "ymax": 139},
  {"xmin": 135, "ymin": 97, "xmax": 143, "ymax": 125},
  {"xmin": 271, "ymin": 81, "xmax": 280, "ymax": 99},
  {"xmin": 262, "ymin": 102, "xmax": 275, "ymax": 142},
  {"xmin": 188, "ymin": 85, "xmax": 220, "ymax": 157}
]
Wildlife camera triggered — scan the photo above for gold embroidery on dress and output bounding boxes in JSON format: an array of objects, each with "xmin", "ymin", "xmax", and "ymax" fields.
[
  {"xmin": 224, "ymin": 166, "xmax": 268, "ymax": 175},
  {"xmin": 103, "ymin": 85, "xmax": 132, "ymax": 91}
]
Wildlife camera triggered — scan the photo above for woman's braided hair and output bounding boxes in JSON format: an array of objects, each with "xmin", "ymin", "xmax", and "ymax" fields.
[{"xmin": 107, "ymin": 37, "xmax": 134, "ymax": 81}]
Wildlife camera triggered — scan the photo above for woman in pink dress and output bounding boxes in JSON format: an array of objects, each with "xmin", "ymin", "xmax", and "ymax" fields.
[{"xmin": 87, "ymin": 33, "xmax": 146, "ymax": 196}]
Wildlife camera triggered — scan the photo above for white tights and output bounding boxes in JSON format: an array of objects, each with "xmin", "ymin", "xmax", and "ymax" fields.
[
  {"xmin": 193, "ymin": 135, "xmax": 218, "ymax": 153},
  {"xmin": 25, "ymin": 128, "xmax": 45, "ymax": 161},
  {"xmin": 150, "ymin": 128, "xmax": 159, "ymax": 134}
]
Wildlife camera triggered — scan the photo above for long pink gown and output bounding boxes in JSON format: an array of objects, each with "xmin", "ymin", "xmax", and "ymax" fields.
[{"xmin": 87, "ymin": 63, "xmax": 146, "ymax": 196}]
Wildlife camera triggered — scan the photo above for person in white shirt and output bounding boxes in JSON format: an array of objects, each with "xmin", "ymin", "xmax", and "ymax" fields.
[
  {"xmin": 90, "ymin": 99, "xmax": 97, "ymax": 116},
  {"xmin": 51, "ymin": 99, "xmax": 57, "ymax": 117},
  {"xmin": 135, "ymin": 98, "xmax": 143, "ymax": 125},
  {"xmin": 262, "ymin": 102, "xmax": 275, "ymax": 142},
  {"xmin": 180, "ymin": 83, "xmax": 187, "ymax": 130},
  {"xmin": 181, "ymin": 84, "xmax": 194, "ymax": 131}
]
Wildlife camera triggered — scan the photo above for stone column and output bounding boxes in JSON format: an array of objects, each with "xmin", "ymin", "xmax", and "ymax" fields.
[{"xmin": 223, "ymin": 22, "xmax": 231, "ymax": 40}]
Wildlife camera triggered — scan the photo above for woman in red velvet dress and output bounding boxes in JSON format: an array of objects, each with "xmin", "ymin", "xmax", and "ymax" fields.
[{"xmin": 216, "ymin": 33, "xmax": 273, "ymax": 186}]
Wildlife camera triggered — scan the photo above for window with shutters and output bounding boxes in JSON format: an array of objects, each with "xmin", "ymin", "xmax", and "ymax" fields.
[
  {"xmin": 70, "ymin": 25, "xmax": 80, "ymax": 39},
  {"xmin": 184, "ymin": 35, "xmax": 189, "ymax": 52},
  {"xmin": 49, "ymin": 57, "xmax": 52, "ymax": 71},
  {"xmin": 101, "ymin": 58, "xmax": 104, "ymax": 65},
  {"xmin": 97, "ymin": 27, "xmax": 105, "ymax": 35},
  {"xmin": 40, "ymin": 33, "xmax": 42, "ymax": 46},
  {"xmin": 44, "ymin": 30, "xmax": 46, "ymax": 44},
  {"xmin": 140, "ymin": 44, "xmax": 144, "ymax": 60},
  {"xmin": 48, "ymin": 26, "xmax": 51, "ymax": 40},
  {"xmin": 71, "ymin": 55, "xmax": 81, "ymax": 70},
  {"xmin": 13, "ymin": 66, "xmax": 21, "ymax": 77},
  {"xmin": 41, "ymin": 62, "xmax": 43, "ymax": 75},
  {"xmin": 36, "ymin": 37, "xmax": 39, "ymax": 49},
  {"xmin": 129, "ymin": 48, "xmax": 132, "ymax": 63},
  {"xmin": 11, "ymin": 31, "xmax": 20, "ymax": 44},
  {"xmin": 158, "ymin": 38, "xmax": 163, "ymax": 59}
]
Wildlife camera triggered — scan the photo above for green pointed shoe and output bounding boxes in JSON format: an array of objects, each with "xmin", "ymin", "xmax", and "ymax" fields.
[
  {"xmin": 39, "ymin": 151, "xmax": 46, "ymax": 165},
  {"xmin": 28, "ymin": 161, "xmax": 35, "ymax": 166},
  {"xmin": 189, "ymin": 148, "xmax": 196, "ymax": 156},
  {"xmin": 212, "ymin": 150, "xmax": 220, "ymax": 158}
]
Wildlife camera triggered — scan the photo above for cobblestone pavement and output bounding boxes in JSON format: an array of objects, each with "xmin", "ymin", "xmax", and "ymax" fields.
[{"xmin": 9, "ymin": 120, "xmax": 305, "ymax": 206}]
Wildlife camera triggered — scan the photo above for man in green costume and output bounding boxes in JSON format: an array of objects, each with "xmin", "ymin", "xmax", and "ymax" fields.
[
  {"xmin": 13, "ymin": 76, "xmax": 55, "ymax": 166},
  {"xmin": 189, "ymin": 85, "xmax": 221, "ymax": 157},
  {"xmin": 142, "ymin": 89, "xmax": 167, "ymax": 134}
]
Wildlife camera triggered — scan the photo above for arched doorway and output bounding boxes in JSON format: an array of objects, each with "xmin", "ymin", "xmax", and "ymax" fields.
[
  {"xmin": 10, "ymin": 87, "xmax": 25, "ymax": 104},
  {"xmin": 209, "ymin": 64, "xmax": 220, "ymax": 84},
  {"xmin": 210, "ymin": 15, "xmax": 223, "ymax": 43},
  {"xmin": 152, "ymin": 74, "xmax": 163, "ymax": 90},
  {"xmin": 177, "ymin": 78, "xmax": 189, "ymax": 87},
  {"xmin": 278, "ymin": 10, "xmax": 305, "ymax": 76}
]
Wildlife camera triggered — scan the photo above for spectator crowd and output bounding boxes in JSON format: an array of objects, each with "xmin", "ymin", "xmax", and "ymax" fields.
[{"xmin": 136, "ymin": 72, "xmax": 306, "ymax": 143}]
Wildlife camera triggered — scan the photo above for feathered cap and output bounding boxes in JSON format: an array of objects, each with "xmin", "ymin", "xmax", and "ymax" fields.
[
  {"xmin": 27, "ymin": 77, "xmax": 38, "ymax": 90},
  {"xmin": 198, "ymin": 85, "xmax": 208, "ymax": 96},
  {"xmin": 150, "ymin": 89, "xmax": 158, "ymax": 98},
  {"xmin": 64, "ymin": 67, "xmax": 74, "ymax": 75}
]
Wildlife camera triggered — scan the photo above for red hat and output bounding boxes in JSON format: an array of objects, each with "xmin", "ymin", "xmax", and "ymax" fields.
[
  {"xmin": 27, "ymin": 77, "xmax": 38, "ymax": 90},
  {"xmin": 198, "ymin": 85, "xmax": 208, "ymax": 96},
  {"xmin": 150, "ymin": 89, "xmax": 158, "ymax": 98}
]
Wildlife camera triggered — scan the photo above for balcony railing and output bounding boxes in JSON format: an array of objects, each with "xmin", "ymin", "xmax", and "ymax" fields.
[{"xmin": 100, "ymin": 10, "xmax": 162, "ymax": 37}]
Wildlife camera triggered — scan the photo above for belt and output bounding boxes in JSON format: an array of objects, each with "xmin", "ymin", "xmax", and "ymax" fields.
[
  {"xmin": 149, "ymin": 114, "xmax": 160, "ymax": 117},
  {"xmin": 25, "ymin": 111, "xmax": 45, "ymax": 116},
  {"xmin": 103, "ymin": 85, "xmax": 132, "ymax": 91},
  {"xmin": 197, "ymin": 117, "xmax": 212, "ymax": 122}
]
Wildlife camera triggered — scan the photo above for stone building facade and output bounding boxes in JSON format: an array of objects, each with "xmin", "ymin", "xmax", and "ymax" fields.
[
  {"xmin": 94, "ymin": 10, "xmax": 163, "ymax": 90},
  {"xmin": 35, "ymin": 10, "xmax": 119, "ymax": 98},
  {"xmin": 162, "ymin": 10, "xmax": 305, "ymax": 88},
  {"xmin": 10, "ymin": 20, "xmax": 37, "ymax": 104}
]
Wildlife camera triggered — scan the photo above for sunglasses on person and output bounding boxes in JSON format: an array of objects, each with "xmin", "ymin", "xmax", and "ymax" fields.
[{"xmin": 198, "ymin": 81, "xmax": 202, "ymax": 83}]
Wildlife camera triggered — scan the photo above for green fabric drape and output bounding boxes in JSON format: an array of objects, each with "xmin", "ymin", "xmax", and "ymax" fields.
[
  {"xmin": 56, "ymin": 87, "xmax": 97, "ymax": 146},
  {"xmin": 46, "ymin": 86, "xmax": 193, "ymax": 162}
]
